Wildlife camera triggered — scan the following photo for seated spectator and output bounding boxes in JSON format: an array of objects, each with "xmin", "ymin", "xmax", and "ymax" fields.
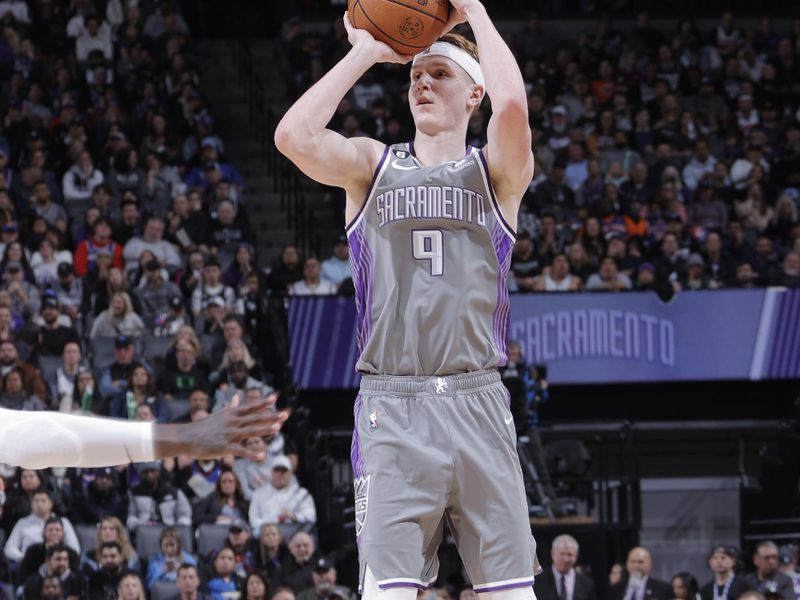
[
  {"xmin": 207, "ymin": 547, "xmax": 244, "ymax": 600},
  {"xmin": 122, "ymin": 217, "xmax": 182, "ymax": 275},
  {"xmin": 654, "ymin": 232, "xmax": 687, "ymax": 284},
  {"xmin": 62, "ymin": 149, "xmax": 104, "ymax": 206},
  {"xmin": 212, "ymin": 362, "xmax": 270, "ymax": 413},
  {"xmin": 0, "ymin": 368, "xmax": 45, "ymax": 411},
  {"xmin": 534, "ymin": 534, "xmax": 596, "ymax": 600},
  {"xmin": 111, "ymin": 364, "xmax": 167, "ymax": 422},
  {"xmin": 18, "ymin": 517, "xmax": 80, "ymax": 584},
  {"xmin": 192, "ymin": 468, "xmax": 248, "ymax": 527},
  {"xmin": 49, "ymin": 343, "xmax": 89, "ymax": 413},
  {"xmin": 89, "ymin": 292, "xmax": 146, "ymax": 338},
  {"xmin": 0, "ymin": 340, "xmax": 47, "ymax": 405},
  {"xmin": 233, "ymin": 437, "xmax": 277, "ymax": 502},
  {"xmin": 98, "ymin": 335, "xmax": 141, "ymax": 400},
  {"xmin": 141, "ymin": 150, "xmax": 182, "ymax": 218},
  {"xmin": 254, "ymin": 523, "xmax": 290, "ymax": 583},
  {"xmin": 85, "ymin": 541, "xmax": 126, "ymax": 600},
  {"xmin": 2, "ymin": 260, "xmax": 41, "ymax": 316},
  {"xmin": 671, "ymin": 573, "xmax": 700, "ymax": 600},
  {"xmin": 157, "ymin": 338, "xmax": 210, "ymax": 401},
  {"xmin": 73, "ymin": 477, "xmax": 128, "ymax": 530},
  {"xmin": 35, "ymin": 297, "xmax": 79, "ymax": 358},
  {"xmin": 52, "ymin": 264, "xmax": 83, "ymax": 324},
  {"xmin": 211, "ymin": 339, "xmax": 261, "ymax": 388},
  {"xmin": 734, "ymin": 184, "xmax": 772, "ymax": 236},
  {"xmin": 689, "ymin": 178, "xmax": 728, "ymax": 232},
  {"xmin": 157, "ymin": 295, "xmax": 189, "ymax": 337},
  {"xmin": 22, "ymin": 544, "xmax": 81, "ymax": 600},
  {"xmin": 191, "ymin": 259, "xmax": 235, "ymax": 316},
  {"xmin": 223, "ymin": 243, "xmax": 259, "ymax": 295},
  {"xmin": 127, "ymin": 461, "xmax": 191, "ymax": 531},
  {"xmin": 287, "ymin": 257, "xmax": 336, "ymax": 296},
  {"xmin": 30, "ymin": 239, "xmax": 71, "ymax": 289},
  {"xmin": 166, "ymin": 193, "xmax": 210, "ymax": 253},
  {"xmin": 272, "ymin": 587, "xmax": 297, "ymax": 600},
  {"xmin": 170, "ymin": 563, "xmax": 213, "ymax": 600},
  {"xmin": 771, "ymin": 252, "xmax": 800, "ymax": 288},
  {"xmin": 320, "ymin": 237, "xmax": 351, "ymax": 289},
  {"xmin": 700, "ymin": 545, "xmax": 751, "ymax": 600},
  {"xmin": 702, "ymin": 232, "xmax": 736, "ymax": 288},
  {"xmin": 277, "ymin": 532, "xmax": 319, "ymax": 592},
  {"xmin": 532, "ymin": 253, "xmax": 582, "ymax": 291},
  {"xmin": 75, "ymin": 13, "xmax": 112, "ymax": 62},
  {"xmin": 175, "ymin": 456, "xmax": 226, "ymax": 506},
  {"xmin": 682, "ymin": 254, "xmax": 712, "ymax": 290},
  {"xmin": 0, "ymin": 469, "xmax": 46, "ymax": 532},
  {"xmin": 4, "ymin": 489, "xmax": 80, "ymax": 563},
  {"xmin": 213, "ymin": 518, "xmax": 258, "ymax": 580},
  {"xmin": 145, "ymin": 527, "xmax": 197, "ymax": 591},
  {"xmin": 297, "ymin": 557, "xmax": 354, "ymax": 600},
  {"xmin": 249, "ymin": 456, "xmax": 316, "ymax": 534},
  {"xmin": 32, "ymin": 574, "xmax": 70, "ymax": 600},
  {"xmin": 136, "ymin": 258, "xmax": 184, "ymax": 328},
  {"xmin": 118, "ymin": 573, "xmax": 148, "ymax": 600},
  {"xmin": 511, "ymin": 231, "xmax": 540, "ymax": 292},
  {"xmin": 744, "ymin": 542, "xmax": 795, "ymax": 600},
  {"xmin": 243, "ymin": 572, "xmax": 270, "ymax": 600},
  {"xmin": 31, "ymin": 179, "xmax": 67, "ymax": 229},
  {"xmin": 73, "ymin": 218, "xmax": 124, "ymax": 278},
  {"xmin": 266, "ymin": 246, "xmax": 303, "ymax": 296},
  {"xmin": 586, "ymin": 257, "xmax": 633, "ymax": 291},
  {"xmin": 608, "ymin": 547, "xmax": 672, "ymax": 600}
]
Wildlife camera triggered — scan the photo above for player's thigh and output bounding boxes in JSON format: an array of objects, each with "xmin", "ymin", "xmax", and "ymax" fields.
[
  {"xmin": 353, "ymin": 393, "xmax": 451, "ymax": 584},
  {"xmin": 446, "ymin": 386, "xmax": 536, "ymax": 589}
]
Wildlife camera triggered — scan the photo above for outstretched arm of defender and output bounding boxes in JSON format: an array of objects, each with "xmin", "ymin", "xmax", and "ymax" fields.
[
  {"xmin": 454, "ymin": 0, "xmax": 533, "ymax": 201},
  {"xmin": 274, "ymin": 15, "xmax": 411, "ymax": 197}
]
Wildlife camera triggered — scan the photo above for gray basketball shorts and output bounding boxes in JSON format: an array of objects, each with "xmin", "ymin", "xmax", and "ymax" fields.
[{"xmin": 350, "ymin": 369, "xmax": 537, "ymax": 592}]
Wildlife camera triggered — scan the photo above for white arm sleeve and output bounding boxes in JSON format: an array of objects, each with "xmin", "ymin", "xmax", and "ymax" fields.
[{"xmin": 0, "ymin": 408, "xmax": 155, "ymax": 469}]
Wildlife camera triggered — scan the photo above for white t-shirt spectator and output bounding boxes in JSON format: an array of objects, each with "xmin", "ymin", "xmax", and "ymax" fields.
[
  {"xmin": 249, "ymin": 482, "xmax": 316, "ymax": 533},
  {"xmin": 76, "ymin": 26, "xmax": 113, "ymax": 61},
  {"xmin": 0, "ymin": 0, "xmax": 29, "ymax": 23},
  {"xmin": 288, "ymin": 280, "xmax": 336, "ymax": 296},
  {"xmin": 191, "ymin": 283, "xmax": 236, "ymax": 314}
]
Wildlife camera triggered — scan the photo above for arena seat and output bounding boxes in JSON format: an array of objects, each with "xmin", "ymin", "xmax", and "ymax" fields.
[
  {"xmin": 75, "ymin": 523, "xmax": 99, "ymax": 554},
  {"xmin": 135, "ymin": 525, "xmax": 193, "ymax": 558},
  {"xmin": 195, "ymin": 523, "xmax": 230, "ymax": 557},
  {"xmin": 150, "ymin": 580, "xmax": 180, "ymax": 600}
]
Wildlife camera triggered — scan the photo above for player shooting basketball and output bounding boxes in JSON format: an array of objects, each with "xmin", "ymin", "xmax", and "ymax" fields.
[{"xmin": 275, "ymin": 1, "xmax": 536, "ymax": 599}]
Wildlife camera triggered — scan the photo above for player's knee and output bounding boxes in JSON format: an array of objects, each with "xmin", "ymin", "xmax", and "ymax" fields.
[{"xmin": 478, "ymin": 587, "xmax": 537, "ymax": 600}]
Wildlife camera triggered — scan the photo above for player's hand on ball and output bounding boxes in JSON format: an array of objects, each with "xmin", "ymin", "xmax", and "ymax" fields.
[{"xmin": 343, "ymin": 12, "xmax": 413, "ymax": 65}]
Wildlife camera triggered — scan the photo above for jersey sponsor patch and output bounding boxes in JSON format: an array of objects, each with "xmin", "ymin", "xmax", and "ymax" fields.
[
  {"xmin": 354, "ymin": 475, "xmax": 370, "ymax": 537},
  {"xmin": 392, "ymin": 149, "xmax": 409, "ymax": 159}
]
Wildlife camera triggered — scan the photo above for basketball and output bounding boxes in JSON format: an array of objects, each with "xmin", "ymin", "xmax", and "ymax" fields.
[{"xmin": 348, "ymin": 0, "xmax": 451, "ymax": 56}]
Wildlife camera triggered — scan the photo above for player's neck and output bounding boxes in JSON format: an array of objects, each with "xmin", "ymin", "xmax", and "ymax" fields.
[{"xmin": 412, "ymin": 129, "xmax": 469, "ymax": 166}]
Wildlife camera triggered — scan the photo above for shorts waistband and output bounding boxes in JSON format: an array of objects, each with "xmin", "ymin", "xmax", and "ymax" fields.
[{"xmin": 359, "ymin": 369, "xmax": 501, "ymax": 395}]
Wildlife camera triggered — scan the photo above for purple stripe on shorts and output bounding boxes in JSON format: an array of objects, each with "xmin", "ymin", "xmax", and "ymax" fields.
[
  {"xmin": 378, "ymin": 582, "xmax": 430, "ymax": 591},
  {"xmin": 474, "ymin": 578, "xmax": 535, "ymax": 593},
  {"xmin": 350, "ymin": 394, "xmax": 366, "ymax": 478}
]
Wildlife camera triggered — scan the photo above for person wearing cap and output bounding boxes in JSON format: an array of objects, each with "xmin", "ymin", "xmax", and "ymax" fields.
[
  {"xmin": 36, "ymin": 295, "xmax": 80, "ymax": 358},
  {"xmin": 321, "ymin": 236, "xmax": 352, "ymax": 288},
  {"xmin": 297, "ymin": 557, "xmax": 355, "ymax": 600},
  {"xmin": 122, "ymin": 217, "xmax": 182, "ymax": 275},
  {"xmin": 98, "ymin": 335, "xmax": 148, "ymax": 399},
  {"xmin": 212, "ymin": 360, "xmax": 271, "ymax": 414},
  {"xmin": 191, "ymin": 259, "xmax": 235, "ymax": 316},
  {"xmin": 72, "ymin": 470, "xmax": 127, "ymax": 526},
  {"xmin": 744, "ymin": 542, "xmax": 796, "ymax": 600},
  {"xmin": 700, "ymin": 545, "xmax": 752, "ymax": 600},
  {"xmin": 544, "ymin": 105, "xmax": 571, "ymax": 152},
  {"xmin": 530, "ymin": 159, "xmax": 576, "ymax": 221},
  {"xmin": 688, "ymin": 177, "xmax": 728, "ymax": 231},
  {"xmin": 2, "ymin": 259, "xmax": 41, "ymax": 316},
  {"xmin": 183, "ymin": 139, "xmax": 244, "ymax": 192},
  {"xmin": 209, "ymin": 199, "xmax": 255, "ymax": 270},
  {"xmin": 0, "ymin": 339, "xmax": 48, "ymax": 404},
  {"xmin": 52, "ymin": 262, "xmax": 83, "ymax": 322},
  {"xmin": 729, "ymin": 141, "xmax": 770, "ymax": 191},
  {"xmin": 74, "ymin": 217, "xmax": 124, "ymax": 277},
  {"xmin": 157, "ymin": 295, "xmax": 188, "ymax": 337},
  {"xmin": 135, "ymin": 257, "xmax": 183, "ymax": 328},
  {"xmin": 249, "ymin": 455, "xmax": 316, "ymax": 533},
  {"xmin": 214, "ymin": 517, "xmax": 258, "ymax": 579},
  {"xmin": 126, "ymin": 460, "xmax": 192, "ymax": 531}
]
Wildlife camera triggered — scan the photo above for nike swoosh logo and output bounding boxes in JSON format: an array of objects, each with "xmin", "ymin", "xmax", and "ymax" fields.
[
  {"xmin": 505, "ymin": 415, "xmax": 514, "ymax": 425},
  {"xmin": 392, "ymin": 160, "xmax": 419, "ymax": 171}
]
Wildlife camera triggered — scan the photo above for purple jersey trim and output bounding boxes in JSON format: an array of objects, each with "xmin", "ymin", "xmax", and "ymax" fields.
[
  {"xmin": 473, "ymin": 578, "xmax": 535, "ymax": 593},
  {"xmin": 347, "ymin": 221, "xmax": 374, "ymax": 356},
  {"xmin": 477, "ymin": 148, "xmax": 517, "ymax": 237},
  {"xmin": 345, "ymin": 145, "xmax": 391, "ymax": 234},
  {"xmin": 491, "ymin": 222, "xmax": 513, "ymax": 365}
]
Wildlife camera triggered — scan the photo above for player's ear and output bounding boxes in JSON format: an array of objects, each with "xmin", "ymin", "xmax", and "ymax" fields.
[{"xmin": 467, "ymin": 84, "xmax": 484, "ymax": 109}]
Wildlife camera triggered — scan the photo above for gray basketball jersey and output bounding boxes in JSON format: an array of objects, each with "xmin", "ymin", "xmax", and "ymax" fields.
[{"xmin": 346, "ymin": 142, "xmax": 516, "ymax": 376}]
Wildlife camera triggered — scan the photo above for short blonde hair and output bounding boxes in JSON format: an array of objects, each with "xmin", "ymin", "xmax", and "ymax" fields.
[{"xmin": 440, "ymin": 33, "xmax": 479, "ymax": 62}]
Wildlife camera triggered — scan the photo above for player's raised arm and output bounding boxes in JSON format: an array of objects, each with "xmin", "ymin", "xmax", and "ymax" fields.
[
  {"xmin": 274, "ymin": 15, "xmax": 411, "ymax": 200},
  {"xmin": 454, "ymin": 0, "xmax": 533, "ymax": 203}
]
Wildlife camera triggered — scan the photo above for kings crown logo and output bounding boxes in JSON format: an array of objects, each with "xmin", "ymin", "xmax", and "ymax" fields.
[{"xmin": 354, "ymin": 475, "xmax": 370, "ymax": 537}]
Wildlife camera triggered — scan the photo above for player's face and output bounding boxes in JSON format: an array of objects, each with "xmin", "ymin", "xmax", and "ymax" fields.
[{"xmin": 409, "ymin": 57, "xmax": 477, "ymax": 134}]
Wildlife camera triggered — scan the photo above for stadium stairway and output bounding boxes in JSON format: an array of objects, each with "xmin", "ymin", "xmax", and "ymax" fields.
[{"xmin": 197, "ymin": 39, "xmax": 339, "ymax": 264}]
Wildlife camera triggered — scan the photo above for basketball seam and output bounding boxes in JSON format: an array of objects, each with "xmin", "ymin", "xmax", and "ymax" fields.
[
  {"xmin": 380, "ymin": 0, "xmax": 448, "ymax": 25},
  {"xmin": 355, "ymin": 0, "xmax": 438, "ymax": 50}
]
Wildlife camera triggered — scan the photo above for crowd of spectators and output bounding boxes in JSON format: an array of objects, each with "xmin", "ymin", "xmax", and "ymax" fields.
[
  {"xmin": 282, "ymin": 11, "xmax": 800, "ymax": 297},
  {"xmin": 0, "ymin": 0, "xmax": 335, "ymax": 598}
]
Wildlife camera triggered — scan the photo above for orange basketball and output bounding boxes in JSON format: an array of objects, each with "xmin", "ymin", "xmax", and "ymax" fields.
[{"xmin": 348, "ymin": 0, "xmax": 450, "ymax": 56}]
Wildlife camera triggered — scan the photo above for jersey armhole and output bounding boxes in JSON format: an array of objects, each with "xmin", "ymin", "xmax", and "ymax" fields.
[
  {"xmin": 476, "ymin": 148, "xmax": 517, "ymax": 240},
  {"xmin": 345, "ymin": 145, "xmax": 391, "ymax": 234}
]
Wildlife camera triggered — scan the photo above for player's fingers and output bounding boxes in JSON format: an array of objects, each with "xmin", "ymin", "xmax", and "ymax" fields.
[
  {"xmin": 0, "ymin": 477, "xmax": 4, "ymax": 492},
  {"xmin": 229, "ymin": 393, "xmax": 240, "ymax": 408},
  {"xmin": 233, "ymin": 397, "xmax": 270, "ymax": 416}
]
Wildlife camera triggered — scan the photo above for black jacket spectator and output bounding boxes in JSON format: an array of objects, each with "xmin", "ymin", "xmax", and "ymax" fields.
[{"xmin": 535, "ymin": 567, "xmax": 597, "ymax": 600}]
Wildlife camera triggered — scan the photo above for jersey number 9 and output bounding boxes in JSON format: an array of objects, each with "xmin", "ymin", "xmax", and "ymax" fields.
[{"xmin": 412, "ymin": 230, "xmax": 444, "ymax": 276}]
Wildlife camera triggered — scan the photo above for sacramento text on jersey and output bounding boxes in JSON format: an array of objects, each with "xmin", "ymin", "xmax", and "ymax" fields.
[
  {"xmin": 375, "ymin": 185, "xmax": 488, "ymax": 228},
  {"xmin": 510, "ymin": 309, "xmax": 677, "ymax": 367}
]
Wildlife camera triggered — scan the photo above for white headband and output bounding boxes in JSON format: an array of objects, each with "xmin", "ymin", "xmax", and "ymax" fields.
[{"xmin": 412, "ymin": 41, "xmax": 485, "ymax": 88}]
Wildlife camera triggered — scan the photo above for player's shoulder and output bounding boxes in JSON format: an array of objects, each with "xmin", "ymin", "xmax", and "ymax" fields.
[{"xmin": 349, "ymin": 137, "xmax": 387, "ymax": 169}]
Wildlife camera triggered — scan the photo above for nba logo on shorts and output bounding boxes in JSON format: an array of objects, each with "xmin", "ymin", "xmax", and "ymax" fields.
[
  {"xmin": 435, "ymin": 377, "xmax": 448, "ymax": 394},
  {"xmin": 354, "ymin": 475, "xmax": 370, "ymax": 536}
]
